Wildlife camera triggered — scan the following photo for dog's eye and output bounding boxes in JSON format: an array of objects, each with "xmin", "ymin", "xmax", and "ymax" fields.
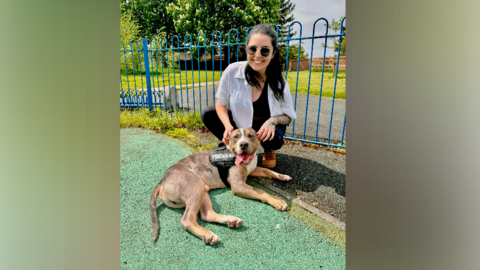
[
  {"xmin": 233, "ymin": 135, "xmax": 239, "ymax": 139},
  {"xmin": 248, "ymin": 134, "xmax": 254, "ymax": 138}
]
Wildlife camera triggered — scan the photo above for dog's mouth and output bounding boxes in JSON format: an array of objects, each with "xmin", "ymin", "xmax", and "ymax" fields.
[{"xmin": 234, "ymin": 152, "xmax": 255, "ymax": 165}]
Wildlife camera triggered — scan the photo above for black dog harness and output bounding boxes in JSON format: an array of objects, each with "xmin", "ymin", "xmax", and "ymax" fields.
[{"xmin": 209, "ymin": 142, "xmax": 236, "ymax": 188}]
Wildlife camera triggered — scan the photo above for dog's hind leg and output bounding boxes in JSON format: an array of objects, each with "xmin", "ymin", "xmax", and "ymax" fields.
[
  {"xmin": 199, "ymin": 192, "xmax": 243, "ymax": 228},
  {"xmin": 180, "ymin": 189, "xmax": 221, "ymax": 245}
]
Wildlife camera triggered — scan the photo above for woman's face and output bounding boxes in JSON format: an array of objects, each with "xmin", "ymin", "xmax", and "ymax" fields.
[{"xmin": 246, "ymin": 33, "xmax": 275, "ymax": 77}]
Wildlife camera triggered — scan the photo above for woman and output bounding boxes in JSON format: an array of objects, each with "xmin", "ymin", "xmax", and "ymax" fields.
[{"xmin": 201, "ymin": 24, "xmax": 296, "ymax": 169}]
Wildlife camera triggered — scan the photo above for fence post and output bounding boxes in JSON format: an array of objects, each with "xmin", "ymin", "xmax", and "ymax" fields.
[{"xmin": 142, "ymin": 39, "xmax": 153, "ymax": 111}]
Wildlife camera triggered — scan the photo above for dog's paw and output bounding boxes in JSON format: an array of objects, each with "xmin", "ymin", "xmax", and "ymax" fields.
[
  {"xmin": 202, "ymin": 232, "xmax": 221, "ymax": 245},
  {"xmin": 278, "ymin": 174, "xmax": 291, "ymax": 181},
  {"xmin": 270, "ymin": 196, "xmax": 289, "ymax": 211},
  {"xmin": 227, "ymin": 217, "xmax": 243, "ymax": 228}
]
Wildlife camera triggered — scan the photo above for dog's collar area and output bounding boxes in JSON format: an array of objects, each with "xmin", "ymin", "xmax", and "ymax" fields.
[{"xmin": 217, "ymin": 142, "xmax": 227, "ymax": 150}]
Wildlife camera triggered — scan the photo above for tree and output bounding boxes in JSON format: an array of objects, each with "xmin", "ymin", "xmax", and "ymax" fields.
[
  {"xmin": 322, "ymin": 17, "xmax": 346, "ymax": 56},
  {"xmin": 120, "ymin": 9, "xmax": 141, "ymax": 72},
  {"xmin": 275, "ymin": 0, "xmax": 301, "ymax": 70},
  {"xmin": 331, "ymin": 18, "xmax": 346, "ymax": 56},
  {"xmin": 337, "ymin": 33, "xmax": 346, "ymax": 56},
  {"xmin": 120, "ymin": 9, "xmax": 140, "ymax": 46},
  {"xmin": 276, "ymin": 0, "xmax": 296, "ymax": 40},
  {"xmin": 278, "ymin": 43, "xmax": 308, "ymax": 61},
  {"xmin": 121, "ymin": 0, "xmax": 182, "ymax": 69},
  {"xmin": 166, "ymin": 0, "xmax": 281, "ymax": 59},
  {"xmin": 121, "ymin": 0, "xmax": 176, "ymax": 41}
]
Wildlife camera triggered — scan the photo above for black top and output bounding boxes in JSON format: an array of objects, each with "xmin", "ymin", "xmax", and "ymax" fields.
[{"xmin": 253, "ymin": 82, "xmax": 270, "ymax": 122}]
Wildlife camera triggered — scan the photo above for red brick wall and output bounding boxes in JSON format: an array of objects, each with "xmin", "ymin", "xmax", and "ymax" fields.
[{"xmin": 288, "ymin": 56, "xmax": 346, "ymax": 71}]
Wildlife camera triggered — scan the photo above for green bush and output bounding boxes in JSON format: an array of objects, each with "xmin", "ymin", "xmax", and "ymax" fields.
[
  {"xmin": 166, "ymin": 128, "xmax": 196, "ymax": 142},
  {"xmin": 120, "ymin": 108, "xmax": 205, "ymax": 132}
]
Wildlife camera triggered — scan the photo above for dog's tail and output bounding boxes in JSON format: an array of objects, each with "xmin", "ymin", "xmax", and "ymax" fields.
[{"xmin": 150, "ymin": 184, "xmax": 161, "ymax": 245}]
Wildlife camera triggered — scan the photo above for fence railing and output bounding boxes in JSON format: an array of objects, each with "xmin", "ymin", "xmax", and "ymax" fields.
[{"xmin": 120, "ymin": 18, "xmax": 346, "ymax": 148}]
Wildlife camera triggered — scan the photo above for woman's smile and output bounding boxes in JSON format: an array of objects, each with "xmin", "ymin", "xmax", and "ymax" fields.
[{"xmin": 246, "ymin": 34, "xmax": 274, "ymax": 76}]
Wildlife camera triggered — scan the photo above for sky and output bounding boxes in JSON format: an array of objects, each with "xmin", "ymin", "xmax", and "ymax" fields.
[{"xmin": 287, "ymin": 0, "xmax": 345, "ymax": 57}]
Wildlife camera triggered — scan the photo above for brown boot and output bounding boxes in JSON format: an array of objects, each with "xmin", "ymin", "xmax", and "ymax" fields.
[{"xmin": 262, "ymin": 150, "xmax": 276, "ymax": 168}]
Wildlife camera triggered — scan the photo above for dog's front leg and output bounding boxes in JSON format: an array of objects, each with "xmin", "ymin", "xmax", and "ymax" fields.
[
  {"xmin": 249, "ymin": 167, "xmax": 291, "ymax": 181},
  {"xmin": 228, "ymin": 166, "xmax": 289, "ymax": 211}
]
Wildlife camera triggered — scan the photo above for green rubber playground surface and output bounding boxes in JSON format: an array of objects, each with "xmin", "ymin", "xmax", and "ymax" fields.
[{"xmin": 120, "ymin": 128, "xmax": 345, "ymax": 270}]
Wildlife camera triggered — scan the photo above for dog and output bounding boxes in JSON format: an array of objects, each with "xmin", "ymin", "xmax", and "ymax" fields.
[{"xmin": 150, "ymin": 127, "xmax": 292, "ymax": 245}]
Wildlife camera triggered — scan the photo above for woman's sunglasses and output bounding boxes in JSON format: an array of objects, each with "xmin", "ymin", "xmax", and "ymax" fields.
[{"xmin": 247, "ymin": 46, "xmax": 271, "ymax": 57}]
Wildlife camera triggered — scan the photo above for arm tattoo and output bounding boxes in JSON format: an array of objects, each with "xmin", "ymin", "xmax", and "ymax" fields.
[
  {"xmin": 270, "ymin": 114, "xmax": 292, "ymax": 126},
  {"xmin": 266, "ymin": 120, "xmax": 276, "ymax": 128}
]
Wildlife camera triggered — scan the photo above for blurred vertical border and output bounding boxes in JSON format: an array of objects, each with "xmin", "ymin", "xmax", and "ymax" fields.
[{"xmin": 346, "ymin": 0, "xmax": 480, "ymax": 269}]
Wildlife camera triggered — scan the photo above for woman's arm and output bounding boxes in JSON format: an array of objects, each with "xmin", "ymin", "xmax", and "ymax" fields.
[
  {"xmin": 269, "ymin": 114, "xmax": 292, "ymax": 126},
  {"xmin": 257, "ymin": 114, "xmax": 292, "ymax": 142},
  {"xmin": 215, "ymin": 98, "xmax": 234, "ymax": 144}
]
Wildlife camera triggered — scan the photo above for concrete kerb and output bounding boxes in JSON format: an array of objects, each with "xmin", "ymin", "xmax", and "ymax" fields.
[{"xmin": 252, "ymin": 178, "xmax": 346, "ymax": 231}]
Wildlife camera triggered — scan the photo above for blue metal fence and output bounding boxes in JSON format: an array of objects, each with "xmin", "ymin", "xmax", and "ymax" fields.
[{"xmin": 120, "ymin": 18, "xmax": 346, "ymax": 148}]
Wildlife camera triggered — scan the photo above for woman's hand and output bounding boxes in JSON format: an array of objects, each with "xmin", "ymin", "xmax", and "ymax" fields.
[
  {"xmin": 222, "ymin": 125, "xmax": 234, "ymax": 144},
  {"xmin": 256, "ymin": 115, "xmax": 291, "ymax": 142},
  {"xmin": 257, "ymin": 119, "xmax": 276, "ymax": 142}
]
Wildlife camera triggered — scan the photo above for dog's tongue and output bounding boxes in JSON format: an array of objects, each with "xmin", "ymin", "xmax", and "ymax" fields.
[{"xmin": 235, "ymin": 153, "xmax": 254, "ymax": 165}]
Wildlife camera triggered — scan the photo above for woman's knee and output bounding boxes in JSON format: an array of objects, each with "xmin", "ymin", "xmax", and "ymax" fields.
[
  {"xmin": 261, "ymin": 125, "xmax": 287, "ymax": 150},
  {"xmin": 201, "ymin": 106, "xmax": 216, "ymax": 122}
]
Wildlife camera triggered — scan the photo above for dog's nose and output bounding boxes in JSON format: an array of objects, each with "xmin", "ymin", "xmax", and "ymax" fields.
[{"xmin": 240, "ymin": 142, "xmax": 248, "ymax": 150}]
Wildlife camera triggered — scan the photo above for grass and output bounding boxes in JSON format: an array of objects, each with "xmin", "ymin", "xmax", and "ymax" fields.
[
  {"xmin": 120, "ymin": 108, "xmax": 217, "ymax": 152},
  {"xmin": 286, "ymin": 69, "xmax": 346, "ymax": 99},
  {"xmin": 247, "ymin": 180, "xmax": 346, "ymax": 248},
  {"xmin": 120, "ymin": 69, "xmax": 222, "ymax": 90}
]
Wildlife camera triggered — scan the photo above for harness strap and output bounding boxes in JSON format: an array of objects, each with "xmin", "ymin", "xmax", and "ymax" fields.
[
  {"xmin": 209, "ymin": 142, "xmax": 236, "ymax": 188},
  {"xmin": 216, "ymin": 164, "xmax": 231, "ymax": 188}
]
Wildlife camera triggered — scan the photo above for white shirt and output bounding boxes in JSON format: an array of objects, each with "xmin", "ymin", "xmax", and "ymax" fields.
[{"xmin": 215, "ymin": 61, "xmax": 297, "ymax": 128}]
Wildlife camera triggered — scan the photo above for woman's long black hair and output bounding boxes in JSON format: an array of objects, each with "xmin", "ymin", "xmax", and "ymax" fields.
[{"xmin": 245, "ymin": 24, "xmax": 286, "ymax": 102}]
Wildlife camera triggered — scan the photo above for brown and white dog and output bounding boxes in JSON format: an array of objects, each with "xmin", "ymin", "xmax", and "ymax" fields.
[{"xmin": 150, "ymin": 127, "xmax": 291, "ymax": 245}]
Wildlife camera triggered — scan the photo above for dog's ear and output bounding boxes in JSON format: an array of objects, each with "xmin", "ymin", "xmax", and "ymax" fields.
[
  {"xmin": 246, "ymin": 128, "xmax": 258, "ymax": 140},
  {"xmin": 228, "ymin": 129, "xmax": 239, "ymax": 141}
]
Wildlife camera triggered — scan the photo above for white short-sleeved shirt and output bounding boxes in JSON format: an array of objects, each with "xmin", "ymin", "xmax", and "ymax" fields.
[{"xmin": 215, "ymin": 61, "xmax": 297, "ymax": 128}]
